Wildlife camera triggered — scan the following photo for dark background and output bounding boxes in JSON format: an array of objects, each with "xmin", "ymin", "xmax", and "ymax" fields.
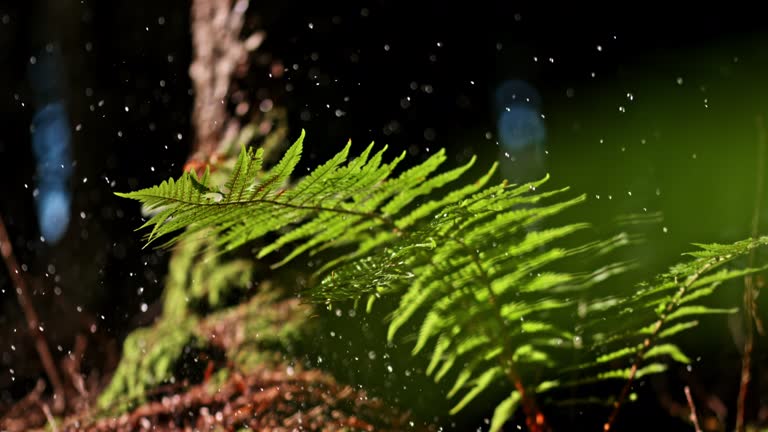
[{"xmin": 1, "ymin": 2, "xmax": 767, "ymax": 430}]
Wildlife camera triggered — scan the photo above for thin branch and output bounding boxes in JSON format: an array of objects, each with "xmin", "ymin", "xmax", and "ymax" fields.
[
  {"xmin": 0, "ymin": 378, "xmax": 46, "ymax": 427},
  {"xmin": 62, "ymin": 334, "xmax": 89, "ymax": 398},
  {"xmin": 0, "ymin": 213, "xmax": 66, "ymax": 413},
  {"xmin": 749, "ymin": 115, "xmax": 767, "ymax": 336},
  {"xmin": 684, "ymin": 386, "xmax": 703, "ymax": 432},
  {"xmin": 39, "ymin": 402, "xmax": 59, "ymax": 432},
  {"xmin": 736, "ymin": 114, "xmax": 766, "ymax": 432}
]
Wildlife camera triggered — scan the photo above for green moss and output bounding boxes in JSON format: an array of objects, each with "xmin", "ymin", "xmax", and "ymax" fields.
[{"xmin": 97, "ymin": 317, "xmax": 199, "ymax": 412}]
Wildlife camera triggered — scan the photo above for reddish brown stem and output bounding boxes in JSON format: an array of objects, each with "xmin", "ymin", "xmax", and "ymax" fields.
[
  {"xmin": 39, "ymin": 402, "xmax": 59, "ymax": 432},
  {"xmin": 603, "ymin": 258, "xmax": 721, "ymax": 431},
  {"xmin": 736, "ymin": 115, "xmax": 766, "ymax": 432},
  {"xmin": 460, "ymin": 240, "xmax": 549, "ymax": 431},
  {"xmin": 684, "ymin": 386, "xmax": 703, "ymax": 432},
  {"xmin": 0, "ymin": 214, "xmax": 66, "ymax": 413}
]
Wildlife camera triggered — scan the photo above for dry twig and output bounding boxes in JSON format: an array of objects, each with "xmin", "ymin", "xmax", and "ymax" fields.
[
  {"xmin": 0, "ymin": 214, "xmax": 66, "ymax": 413},
  {"xmin": 684, "ymin": 386, "xmax": 703, "ymax": 432},
  {"xmin": 736, "ymin": 115, "xmax": 766, "ymax": 432}
]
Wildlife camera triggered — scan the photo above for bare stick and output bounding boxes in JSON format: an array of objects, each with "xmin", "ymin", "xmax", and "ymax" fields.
[
  {"xmin": 736, "ymin": 115, "xmax": 766, "ymax": 432},
  {"xmin": 684, "ymin": 386, "xmax": 702, "ymax": 432},
  {"xmin": 0, "ymin": 213, "xmax": 66, "ymax": 413},
  {"xmin": 39, "ymin": 402, "xmax": 59, "ymax": 432}
]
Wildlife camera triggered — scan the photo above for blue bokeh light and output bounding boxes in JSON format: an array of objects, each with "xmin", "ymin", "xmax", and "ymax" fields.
[
  {"xmin": 494, "ymin": 79, "xmax": 547, "ymax": 183},
  {"xmin": 31, "ymin": 101, "xmax": 72, "ymax": 244}
]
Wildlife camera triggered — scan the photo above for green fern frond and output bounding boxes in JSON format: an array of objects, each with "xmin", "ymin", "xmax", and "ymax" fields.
[
  {"xmin": 117, "ymin": 132, "xmax": 630, "ymax": 426},
  {"xmin": 118, "ymin": 130, "xmax": 478, "ymax": 271},
  {"xmin": 490, "ymin": 391, "xmax": 521, "ymax": 432},
  {"xmin": 565, "ymin": 236, "xmax": 768, "ymax": 416},
  {"xmin": 311, "ymin": 178, "xmax": 629, "ymax": 415},
  {"xmin": 117, "ymin": 131, "xmax": 768, "ymax": 430}
]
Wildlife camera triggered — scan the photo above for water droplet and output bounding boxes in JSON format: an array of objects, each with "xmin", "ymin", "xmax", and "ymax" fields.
[{"xmin": 573, "ymin": 336, "xmax": 583, "ymax": 349}]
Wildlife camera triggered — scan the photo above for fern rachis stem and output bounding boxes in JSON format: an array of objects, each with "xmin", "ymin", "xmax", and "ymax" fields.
[
  {"xmin": 603, "ymin": 256, "xmax": 725, "ymax": 431},
  {"xmin": 138, "ymin": 193, "xmax": 395, "ymax": 239},
  {"xmin": 450, "ymin": 235, "xmax": 550, "ymax": 432}
]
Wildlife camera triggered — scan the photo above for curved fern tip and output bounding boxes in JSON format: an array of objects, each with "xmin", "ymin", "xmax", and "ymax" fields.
[
  {"xmin": 488, "ymin": 160, "xmax": 499, "ymax": 171},
  {"xmin": 385, "ymin": 326, "xmax": 397, "ymax": 343}
]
